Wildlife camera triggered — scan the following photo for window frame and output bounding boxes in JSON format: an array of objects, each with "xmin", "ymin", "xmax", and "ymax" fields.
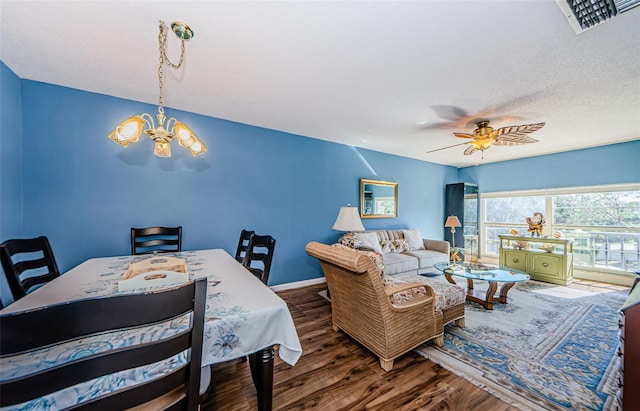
[{"xmin": 480, "ymin": 183, "xmax": 640, "ymax": 276}]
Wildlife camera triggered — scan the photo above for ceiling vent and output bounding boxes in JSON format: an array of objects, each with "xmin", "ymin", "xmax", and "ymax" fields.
[{"xmin": 555, "ymin": 0, "xmax": 640, "ymax": 34}]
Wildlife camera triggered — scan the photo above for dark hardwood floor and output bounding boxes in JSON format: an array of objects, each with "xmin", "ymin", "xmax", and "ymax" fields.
[{"xmin": 202, "ymin": 282, "xmax": 518, "ymax": 411}]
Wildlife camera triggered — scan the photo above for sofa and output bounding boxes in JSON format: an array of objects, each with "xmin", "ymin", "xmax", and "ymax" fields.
[{"xmin": 341, "ymin": 229, "xmax": 450, "ymax": 276}]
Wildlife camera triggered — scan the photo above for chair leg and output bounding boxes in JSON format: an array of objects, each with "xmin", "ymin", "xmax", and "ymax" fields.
[
  {"xmin": 455, "ymin": 317, "xmax": 465, "ymax": 328},
  {"xmin": 433, "ymin": 334, "xmax": 444, "ymax": 347},
  {"xmin": 380, "ymin": 358, "xmax": 394, "ymax": 372}
]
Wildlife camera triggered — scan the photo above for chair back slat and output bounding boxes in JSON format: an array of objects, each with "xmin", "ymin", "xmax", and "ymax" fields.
[
  {"xmin": 234, "ymin": 229, "xmax": 255, "ymax": 263},
  {"xmin": 131, "ymin": 226, "xmax": 182, "ymax": 255},
  {"xmin": 0, "ymin": 278, "xmax": 207, "ymax": 411},
  {"xmin": 0, "ymin": 236, "xmax": 60, "ymax": 301},
  {"xmin": 243, "ymin": 234, "xmax": 276, "ymax": 285}
]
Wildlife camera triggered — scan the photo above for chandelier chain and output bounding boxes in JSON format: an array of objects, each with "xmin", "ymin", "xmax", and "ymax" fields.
[{"xmin": 157, "ymin": 21, "xmax": 187, "ymax": 113}]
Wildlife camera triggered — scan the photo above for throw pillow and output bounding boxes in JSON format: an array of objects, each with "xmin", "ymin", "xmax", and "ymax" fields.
[
  {"xmin": 357, "ymin": 232, "xmax": 383, "ymax": 253},
  {"xmin": 402, "ymin": 229, "xmax": 425, "ymax": 250},
  {"xmin": 379, "ymin": 239, "xmax": 409, "ymax": 253},
  {"xmin": 338, "ymin": 232, "xmax": 360, "ymax": 249},
  {"xmin": 358, "ymin": 249, "xmax": 386, "ymax": 280}
]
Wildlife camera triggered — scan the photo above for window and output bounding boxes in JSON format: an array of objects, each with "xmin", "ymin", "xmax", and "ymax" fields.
[{"xmin": 482, "ymin": 185, "xmax": 640, "ymax": 274}]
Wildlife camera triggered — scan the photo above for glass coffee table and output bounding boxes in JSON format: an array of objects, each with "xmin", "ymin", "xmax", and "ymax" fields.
[{"xmin": 434, "ymin": 261, "xmax": 530, "ymax": 310}]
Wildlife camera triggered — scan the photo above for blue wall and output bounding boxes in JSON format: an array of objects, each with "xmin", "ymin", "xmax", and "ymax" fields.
[
  {"xmin": 458, "ymin": 140, "xmax": 640, "ymax": 193},
  {"xmin": 0, "ymin": 62, "xmax": 23, "ymax": 241},
  {"xmin": 0, "ymin": 62, "xmax": 24, "ymax": 306},
  {"xmin": 8, "ymin": 79, "xmax": 457, "ymax": 288},
  {"xmin": 3, "ymin": 67, "xmax": 638, "ymax": 299}
]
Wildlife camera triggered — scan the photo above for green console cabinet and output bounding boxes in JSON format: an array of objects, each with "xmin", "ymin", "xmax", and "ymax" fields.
[{"xmin": 499, "ymin": 235, "xmax": 573, "ymax": 285}]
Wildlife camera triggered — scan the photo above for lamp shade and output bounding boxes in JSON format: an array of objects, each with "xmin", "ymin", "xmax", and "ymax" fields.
[
  {"xmin": 332, "ymin": 207, "xmax": 365, "ymax": 232},
  {"xmin": 444, "ymin": 215, "xmax": 462, "ymax": 227}
]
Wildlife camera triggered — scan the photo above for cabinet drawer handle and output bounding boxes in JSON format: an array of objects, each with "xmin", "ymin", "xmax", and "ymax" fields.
[
  {"xmin": 512, "ymin": 258, "xmax": 519, "ymax": 263},
  {"xmin": 542, "ymin": 262, "xmax": 549, "ymax": 268}
]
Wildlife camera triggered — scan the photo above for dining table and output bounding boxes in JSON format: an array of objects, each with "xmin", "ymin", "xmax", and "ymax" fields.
[{"xmin": 0, "ymin": 248, "xmax": 303, "ymax": 411}]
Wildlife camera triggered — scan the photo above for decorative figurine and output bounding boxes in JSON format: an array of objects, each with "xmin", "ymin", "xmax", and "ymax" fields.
[{"xmin": 526, "ymin": 212, "xmax": 545, "ymax": 237}]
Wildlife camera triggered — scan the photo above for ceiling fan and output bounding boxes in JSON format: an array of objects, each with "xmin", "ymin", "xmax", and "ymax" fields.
[
  {"xmin": 420, "ymin": 104, "xmax": 523, "ymax": 130},
  {"xmin": 427, "ymin": 120, "xmax": 545, "ymax": 157}
]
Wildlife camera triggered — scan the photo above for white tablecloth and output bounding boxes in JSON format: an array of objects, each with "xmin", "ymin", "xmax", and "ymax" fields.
[{"xmin": 1, "ymin": 249, "xmax": 302, "ymax": 410}]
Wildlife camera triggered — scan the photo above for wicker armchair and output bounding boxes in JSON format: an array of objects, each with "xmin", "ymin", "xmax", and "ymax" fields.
[{"xmin": 306, "ymin": 241, "xmax": 444, "ymax": 372}]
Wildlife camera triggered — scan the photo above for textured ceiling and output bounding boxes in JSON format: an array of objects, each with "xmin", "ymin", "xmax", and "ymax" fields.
[{"xmin": 1, "ymin": 0, "xmax": 639, "ymax": 167}]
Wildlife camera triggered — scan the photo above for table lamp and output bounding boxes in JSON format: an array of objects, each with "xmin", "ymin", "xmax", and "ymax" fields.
[
  {"xmin": 445, "ymin": 215, "xmax": 462, "ymax": 266},
  {"xmin": 444, "ymin": 215, "xmax": 462, "ymax": 248},
  {"xmin": 333, "ymin": 205, "xmax": 365, "ymax": 247}
]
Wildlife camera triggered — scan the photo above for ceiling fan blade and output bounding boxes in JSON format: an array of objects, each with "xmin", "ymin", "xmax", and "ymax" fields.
[
  {"xmin": 493, "ymin": 135, "xmax": 539, "ymax": 146},
  {"xmin": 418, "ymin": 121, "xmax": 457, "ymax": 130},
  {"xmin": 431, "ymin": 105, "xmax": 470, "ymax": 121},
  {"xmin": 453, "ymin": 132, "xmax": 475, "ymax": 139},
  {"xmin": 494, "ymin": 122, "xmax": 545, "ymax": 137},
  {"xmin": 426, "ymin": 142, "xmax": 469, "ymax": 153}
]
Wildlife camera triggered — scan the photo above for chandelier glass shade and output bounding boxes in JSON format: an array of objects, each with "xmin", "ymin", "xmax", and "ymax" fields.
[{"xmin": 108, "ymin": 21, "xmax": 207, "ymax": 158}]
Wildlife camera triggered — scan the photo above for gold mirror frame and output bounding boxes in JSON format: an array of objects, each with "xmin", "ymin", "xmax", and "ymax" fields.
[{"xmin": 360, "ymin": 179, "xmax": 398, "ymax": 219}]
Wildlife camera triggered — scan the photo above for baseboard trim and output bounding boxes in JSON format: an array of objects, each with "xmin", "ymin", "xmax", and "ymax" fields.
[
  {"xmin": 574, "ymin": 269, "xmax": 635, "ymax": 287},
  {"xmin": 270, "ymin": 277, "xmax": 326, "ymax": 292}
]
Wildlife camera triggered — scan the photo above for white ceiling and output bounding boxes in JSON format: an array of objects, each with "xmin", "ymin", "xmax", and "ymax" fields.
[{"xmin": 1, "ymin": 0, "xmax": 639, "ymax": 168}]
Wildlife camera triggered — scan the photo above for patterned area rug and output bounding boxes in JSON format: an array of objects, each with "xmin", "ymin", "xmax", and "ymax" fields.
[{"xmin": 415, "ymin": 279, "xmax": 628, "ymax": 411}]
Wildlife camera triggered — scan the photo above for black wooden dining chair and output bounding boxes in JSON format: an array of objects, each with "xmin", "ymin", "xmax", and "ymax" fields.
[
  {"xmin": 0, "ymin": 236, "xmax": 60, "ymax": 302},
  {"xmin": 243, "ymin": 234, "xmax": 276, "ymax": 285},
  {"xmin": 0, "ymin": 278, "xmax": 208, "ymax": 410},
  {"xmin": 234, "ymin": 229, "xmax": 255, "ymax": 263},
  {"xmin": 131, "ymin": 226, "xmax": 182, "ymax": 255}
]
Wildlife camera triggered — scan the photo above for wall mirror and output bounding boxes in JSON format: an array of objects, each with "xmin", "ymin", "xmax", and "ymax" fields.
[{"xmin": 360, "ymin": 179, "xmax": 398, "ymax": 218}]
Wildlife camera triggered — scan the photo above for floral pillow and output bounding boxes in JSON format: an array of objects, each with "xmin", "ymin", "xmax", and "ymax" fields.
[
  {"xmin": 379, "ymin": 239, "xmax": 409, "ymax": 253},
  {"xmin": 382, "ymin": 275, "xmax": 428, "ymax": 305},
  {"xmin": 338, "ymin": 232, "xmax": 360, "ymax": 249}
]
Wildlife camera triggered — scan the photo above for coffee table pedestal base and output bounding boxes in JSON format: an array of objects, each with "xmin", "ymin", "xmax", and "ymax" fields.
[{"xmin": 444, "ymin": 274, "xmax": 517, "ymax": 310}]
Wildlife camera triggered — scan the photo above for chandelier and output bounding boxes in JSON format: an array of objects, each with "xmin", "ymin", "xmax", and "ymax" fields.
[{"xmin": 108, "ymin": 21, "xmax": 207, "ymax": 158}]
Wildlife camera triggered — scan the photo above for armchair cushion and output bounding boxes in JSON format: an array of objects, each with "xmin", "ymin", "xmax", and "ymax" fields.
[{"xmin": 382, "ymin": 275, "xmax": 428, "ymax": 305}]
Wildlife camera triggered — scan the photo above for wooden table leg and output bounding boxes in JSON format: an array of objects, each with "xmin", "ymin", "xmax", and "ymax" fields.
[
  {"xmin": 482, "ymin": 281, "xmax": 498, "ymax": 310},
  {"xmin": 498, "ymin": 282, "xmax": 516, "ymax": 303},
  {"xmin": 444, "ymin": 272, "xmax": 518, "ymax": 310},
  {"xmin": 444, "ymin": 272, "xmax": 456, "ymax": 285},
  {"xmin": 466, "ymin": 278, "xmax": 474, "ymax": 291},
  {"xmin": 249, "ymin": 346, "xmax": 274, "ymax": 411}
]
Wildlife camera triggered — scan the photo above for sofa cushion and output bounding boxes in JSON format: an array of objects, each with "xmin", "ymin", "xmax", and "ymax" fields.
[
  {"xmin": 403, "ymin": 249, "xmax": 447, "ymax": 270},
  {"xmin": 382, "ymin": 253, "xmax": 418, "ymax": 275},
  {"xmin": 402, "ymin": 229, "xmax": 425, "ymax": 250}
]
